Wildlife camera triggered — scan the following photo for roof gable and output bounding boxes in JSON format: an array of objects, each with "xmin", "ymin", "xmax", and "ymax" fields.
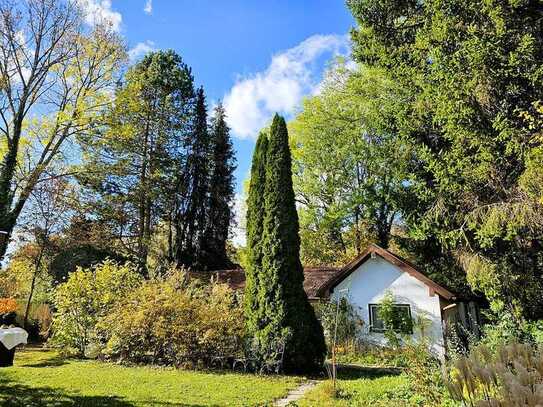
[{"xmin": 322, "ymin": 244, "xmax": 456, "ymax": 300}]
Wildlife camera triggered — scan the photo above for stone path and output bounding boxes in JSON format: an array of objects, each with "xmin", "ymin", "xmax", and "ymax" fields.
[{"xmin": 274, "ymin": 379, "xmax": 319, "ymax": 406}]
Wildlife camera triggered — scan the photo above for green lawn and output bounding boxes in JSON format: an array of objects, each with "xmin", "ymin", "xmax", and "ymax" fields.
[
  {"xmin": 297, "ymin": 367, "xmax": 414, "ymax": 407},
  {"xmin": 0, "ymin": 348, "xmax": 301, "ymax": 406}
]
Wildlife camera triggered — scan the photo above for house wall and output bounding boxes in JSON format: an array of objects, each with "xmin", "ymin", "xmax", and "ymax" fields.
[{"xmin": 330, "ymin": 255, "xmax": 446, "ymax": 359}]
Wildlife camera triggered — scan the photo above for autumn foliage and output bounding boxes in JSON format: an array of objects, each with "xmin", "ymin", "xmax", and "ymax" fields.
[{"xmin": 0, "ymin": 298, "xmax": 17, "ymax": 315}]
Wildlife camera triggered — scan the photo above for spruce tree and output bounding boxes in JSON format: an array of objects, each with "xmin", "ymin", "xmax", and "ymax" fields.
[
  {"xmin": 255, "ymin": 114, "xmax": 326, "ymax": 373},
  {"xmin": 175, "ymin": 87, "xmax": 211, "ymax": 268},
  {"xmin": 202, "ymin": 103, "xmax": 237, "ymax": 269},
  {"xmin": 245, "ymin": 131, "xmax": 269, "ymax": 336}
]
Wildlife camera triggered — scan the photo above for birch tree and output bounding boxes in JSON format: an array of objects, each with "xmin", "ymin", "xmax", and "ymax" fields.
[{"xmin": 0, "ymin": 0, "xmax": 125, "ymax": 261}]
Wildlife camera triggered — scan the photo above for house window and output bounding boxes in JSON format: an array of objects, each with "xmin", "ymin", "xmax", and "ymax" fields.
[{"xmin": 369, "ymin": 303, "xmax": 413, "ymax": 334}]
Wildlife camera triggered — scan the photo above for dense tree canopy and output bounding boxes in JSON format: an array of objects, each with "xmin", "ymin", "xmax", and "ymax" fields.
[
  {"xmin": 347, "ymin": 0, "xmax": 543, "ymax": 319},
  {"xmin": 79, "ymin": 50, "xmax": 194, "ymax": 272},
  {"xmin": 79, "ymin": 52, "xmax": 236, "ymax": 274},
  {"xmin": 198, "ymin": 103, "xmax": 237, "ymax": 270},
  {"xmin": 290, "ymin": 63, "xmax": 413, "ymax": 265}
]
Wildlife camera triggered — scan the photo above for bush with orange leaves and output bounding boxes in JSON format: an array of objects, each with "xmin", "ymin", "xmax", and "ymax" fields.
[{"xmin": 0, "ymin": 298, "xmax": 17, "ymax": 315}]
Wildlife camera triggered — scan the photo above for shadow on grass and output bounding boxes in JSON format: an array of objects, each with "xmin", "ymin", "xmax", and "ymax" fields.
[
  {"xmin": 0, "ymin": 377, "xmax": 133, "ymax": 407},
  {"xmin": 0, "ymin": 377, "xmax": 210, "ymax": 407},
  {"xmin": 18, "ymin": 354, "xmax": 71, "ymax": 368},
  {"xmin": 333, "ymin": 365, "xmax": 403, "ymax": 381}
]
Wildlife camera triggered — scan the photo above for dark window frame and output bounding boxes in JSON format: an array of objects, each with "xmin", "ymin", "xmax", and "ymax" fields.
[{"xmin": 368, "ymin": 303, "xmax": 413, "ymax": 334}]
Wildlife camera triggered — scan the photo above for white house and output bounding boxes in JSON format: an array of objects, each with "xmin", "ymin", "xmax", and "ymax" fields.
[
  {"xmin": 323, "ymin": 245, "xmax": 457, "ymax": 358},
  {"xmin": 199, "ymin": 244, "xmax": 480, "ymax": 359}
]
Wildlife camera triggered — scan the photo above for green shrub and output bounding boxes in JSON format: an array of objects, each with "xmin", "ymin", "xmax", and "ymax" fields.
[
  {"xmin": 525, "ymin": 320, "xmax": 543, "ymax": 346},
  {"xmin": 99, "ymin": 271, "xmax": 245, "ymax": 366},
  {"xmin": 379, "ymin": 292, "xmax": 414, "ymax": 348},
  {"xmin": 470, "ymin": 312, "xmax": 543, "ymax": 355},
  {"xmin": 402, "ymin": 340, "xmax": 449, "ymax": 405},
  {"xmin": 478, "ymin": 311, "xmax": 525, "ymax": 351},
  {"xmin": 315, "ymin": 297, "xmax": 364, "ymax": 351},
  {"xmin": 50, "ymin": 261, "xmax": 142, "ymax": 356}
]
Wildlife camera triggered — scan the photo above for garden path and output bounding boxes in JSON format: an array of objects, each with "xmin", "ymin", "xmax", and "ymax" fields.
[{"xmin": 274, "ymin": 379, "xmax": 320, "ymax": 406}]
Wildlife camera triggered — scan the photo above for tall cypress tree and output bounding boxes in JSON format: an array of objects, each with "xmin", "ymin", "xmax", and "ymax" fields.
[
  {"xmin": 250, "ymin": 114, "xmax": 326, "ymax": 373},
  {"xmin": 245, "ymin": 131, "xmax": 269, "ymax": 336},
  {"xmin": 201, "ymin": 103, "xmax": 237, "ymax": 269}
]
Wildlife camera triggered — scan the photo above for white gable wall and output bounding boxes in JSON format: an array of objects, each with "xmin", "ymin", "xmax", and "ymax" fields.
[{"xmin": 330, "ymin": 255, "xmax": 445, "ymax": 359}]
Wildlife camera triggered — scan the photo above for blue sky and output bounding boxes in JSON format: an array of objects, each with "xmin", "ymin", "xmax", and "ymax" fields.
[
  {"xmin": 0, "ymin": 1, "xmax": 358, "ymax": 260},
  {"xmin": 82, "ymin": 1, "xmax": 354, "ymax": 191}
]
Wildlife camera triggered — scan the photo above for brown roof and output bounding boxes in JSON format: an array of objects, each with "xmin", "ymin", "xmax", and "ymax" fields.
[
  {"xmin": 301, "ymin": 267, "xmax": 341, "ymax": 298},
  {"xmin": 189, "ymin": 267, "xmax": 340, "ymax": 298},
  {"xmin": 321, "ymin": 244, "xmax": 456, "ymax": 300},
  {"xmin": 188, "ymin": 269, "xmax": 247, "ymax": 291},
  {"xmin": 189, "ymin": 244, "xmax": 456, "ymax": 301}
]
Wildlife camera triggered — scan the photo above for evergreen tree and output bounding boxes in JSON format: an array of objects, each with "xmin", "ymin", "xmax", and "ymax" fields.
[
  {"xmin": 249, "ymin": 114, "xmax": 326, "ymax": 373},
  {"xmin": 79, "ymin": 50, "xmax": 194, "ymax": 271},
  {"xmin": 348, "ymin": 0, "xmax": 543, "ymax": 320},
  {"xmin": 201, "ymin": 103, "xmax": 237, "ymax": 270},
  {"xmin": 245, "ymin": 131, "xmax": 269, "ymax": 337},
  {"xmin": 175, "ymin": 87, "xmax": 211, "ymax": 268}
]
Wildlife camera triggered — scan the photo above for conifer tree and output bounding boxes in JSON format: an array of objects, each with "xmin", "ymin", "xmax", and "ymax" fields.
[
  {"xmin": 80, "ymin": 50, "xmax": 194, "ymax": 271},
  {"xmin": 175, "ymin": 87, "xmax": 211, "ymax": 268},
  {"xmin": 202, "ymin": 103, "xmax": 237, "ymax": 269},
  {"xmin": 245, "ymin": 131, "xmax": 269, "ymax": 336},
  {"xmin": 247, "ymin": 114, "xmax": 326, "ymax": 373}
]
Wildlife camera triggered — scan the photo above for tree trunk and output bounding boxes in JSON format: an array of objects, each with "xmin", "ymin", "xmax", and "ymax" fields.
[
  {"xmin": 138, "ymin": 120, "xmax": 150, "ymax": 266},
  {"xmin": 0, "ymin": 118, "xmax": 23, "ymax": 262},
  {"xmin": 23, "ymin": 246, "xmax": 44, "ymax": 329},
  {"xmin": 0, "ymin": 221, "xmax": 13, "ymax": 263}
]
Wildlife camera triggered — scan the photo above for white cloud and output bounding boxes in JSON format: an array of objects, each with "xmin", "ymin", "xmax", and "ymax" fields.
[
  {"xmin": 223, "ymin": 34, "xmax": 350, "ymax": 139},
  {"xmin": 77, "ymin": 0, "xmax": 122, "ymax": 32},
  {"xmin": 230, "ymin": 193, "xmax": 246, "ymax": 247},
  {"xmin": 128, "ymin": 40, "xmax": 156, "ymax": 62},
  {"xmin": 144, "ymin": 0, "xmax": 152, "ymax": 14},
  {"xmin": 11, "ymin": 30, "xmax": 32, "ymax": 83}
]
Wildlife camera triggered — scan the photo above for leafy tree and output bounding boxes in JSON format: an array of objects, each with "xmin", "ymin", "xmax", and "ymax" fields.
[
  {"xmin": 290, "ymin": 63, "xmax": 412, "ymax": 265},
  {"xmin": 0, "ymin": 0, "xmax": 125, "ymax": 262},
  {"xmin": 348, "ymin": 0, "xmax": 543, "ymax": 320},
  {"xmin": 44, "ymin": 215, "xmax": 128, "ymax": 284},
  {"xmin": 201, "ymin": 103, "xmax": 237, "ymax": 270},
  {"xmin": 50, "ymin": 245, "xmax": 126, "ymax": 285},
  {"xmin": 250, "ymin": 114, "xmax": 326, "ymax": 373},
  {"xmin": 0, "ymin": 243, "xmax": 53, "ymax": 305},
  {"xmin": 51, "ymin": 261, "xmax": 142, "ymax": 356},
  {"xmin": 21, "ymin": 179, "xmax": 72, "ymax": 328}
]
